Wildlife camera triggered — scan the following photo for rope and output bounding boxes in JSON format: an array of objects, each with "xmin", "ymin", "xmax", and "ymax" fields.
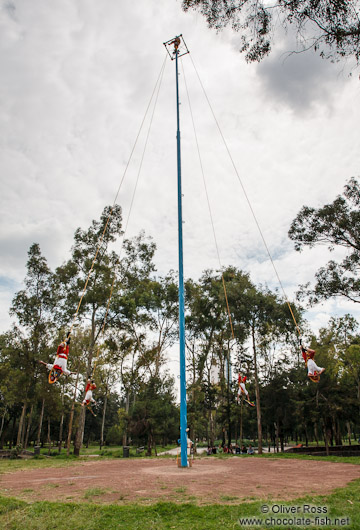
[
  {"xmin": 65, "ymin": 54, "xmax": 168, "ymax": 342},
  {"xmin": 188, "ymin": 54, "xmax": 301, "ymax": 337},
  {"xmin": 181, "ymin": 58, "xmax": 236, "ymax": 342},
  {"xmin": 90, "ymin": 55, "xmax": 168, "ymax": 378}
]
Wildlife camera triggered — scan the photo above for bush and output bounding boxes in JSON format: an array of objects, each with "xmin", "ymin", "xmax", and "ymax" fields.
[{"xmin": 105, "ymin": 426, "xmax": 123, "ymax": 446}]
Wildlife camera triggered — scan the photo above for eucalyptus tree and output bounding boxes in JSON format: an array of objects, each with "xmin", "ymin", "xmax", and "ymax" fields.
[
  {"xmin": 289, "ymin": 178, "xmax": 360, "ymax": 306},
  {"xmin": 229, "ymin": 278, "xmax": 303, "ymax": 454},
  {"xmin": 128, "ymin": 374, "xmax": 179, "ymax": 455},
  {"xmin": 5, "ymin": 243, "xmax": 59, "ymax": 447},
  {"xmin": 111, "ymin": 234, "xmax": 178, "ymax": 381},
  {"xmin": 54, "ymin": 205, "xmax": 123, "ymax": 455},
  {"xmin": 185, "ymin": 267, "xmax": 253, "ymax": 446},
  {"xmin": 182, "ymin": 0, "xmax": 360, "ymax": 64}
]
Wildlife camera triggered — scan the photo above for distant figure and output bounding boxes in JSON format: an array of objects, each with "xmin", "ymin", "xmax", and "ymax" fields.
[
  {"xmin": 235, "ymin": 444, "xmax": 240, "ymax": 454},
  {"xmin": 169, "ymin": 36, "xmax": 181, "ymax": 53},
  {"xmin": 82, "ymin": 379, "xmax": 97, "ymax": 407},
  {"xmin": 301, "ymin": 342, "xmax": 325, "ymax": 382},
  {"xmin": 247, "ymin": 445, "xmax": 254, "ymax": 455},
  {"xmin": 237, "ymin": 373, "xmax": 255, "ymax": 406},
  {"xmin": 39, "ymin": 332, "xmax": 75, "ymax": 379},
  {"xmin": 241, "ymin": 445, "xmax": 247, "ymax": 454}
]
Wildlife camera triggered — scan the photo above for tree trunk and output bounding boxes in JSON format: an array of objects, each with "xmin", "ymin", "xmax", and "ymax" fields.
[
  {"xmin": 47, "ymin": 417, "xmax": 51, "ymax": 455},
  {"xmin": 209, "ymin": 409, "xmax": 215, "ymax": 447},
  {"xmin": 304, "ymin": 423, "xmax": 308, "ymax": 447},
  {"xmin": 16, "ymin": 401, "xmax": 27, "ymax": 448},
  {"xmin": 37, "ymin": 398, "xmax": 45, "ymax": 446},
  {"xmin": 335, "ymin": 418, "xmax": 342, "ymax": 446},
  {"xmin": 322, "ymin": 419, "xmax": 330, "ymax": 456},
  {"xmin": 279, "ymin": 423, "xmax": 284, "ymax": 452},
  {"xmin": 74, "ymin": 405, "xmax": 86, "ymax": 456},
  {"xmin": 146, "ymin": 431, "xmax": 152, "ymax": 456},
  {"xmin": 152, "ymin": 427, "xmax": 157, "ymax": 456},
  {"xmin": 314, "ymin": 422, "xmax": 319, "ymax": 447},
  {"xmin": 0, "ymin": 406, "xmax": 7, "ymax": 444},
  {"xmin": 9, "ymin": 415, "xmax": 16, "ymax": 449},
  {"xmin": 239, "ymin": 400, "xmax": 243, "ymax": 446},
  {"xmin": 226, "ymin": 349, "xmax": 232, "ymax": 446},
  {"xmin": 67, "ymin": 371, "xmax": 80, "ymax": 455},
  {"xmin": 222, "ymin": 426, "xmax": 226, "ymax": 447},
  {"xmin": 274, "ymin": 421, "xmax": 279, "ymax": 453},
  {"xmin": 252, "ymin": 326, "xmax": 262, "ymax": 454},
  {"xmin": 58, "ymin": 413, "xmax": 64, "ymax": 454},
  {"xmin": 24, "ymin": 404, "xmax": 34, "ymax": 450},
  {"xmin": 123, "ymin": 391, "xmax": 130, "ymax": 447},
  {"xmin": 100, "ymin": 391, "xmax": 108, "ymax": 450},
  {"xmin": 347, "ymin": 421, "xmax": 352, "ymax": 446},
  {"xmin": 74, "ymin": 330, "xmax": 96, "ymax": 456}
]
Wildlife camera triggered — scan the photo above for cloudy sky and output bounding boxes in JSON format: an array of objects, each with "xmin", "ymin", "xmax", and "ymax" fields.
[{"xmin": 1, "ymin": 0, "xmax": 360, "ymax": 348}]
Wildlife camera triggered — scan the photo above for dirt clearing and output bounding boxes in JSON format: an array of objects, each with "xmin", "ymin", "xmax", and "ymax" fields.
[{"xmin": 1, "ymin": 457, "xmax": 359, "ymax": 505}]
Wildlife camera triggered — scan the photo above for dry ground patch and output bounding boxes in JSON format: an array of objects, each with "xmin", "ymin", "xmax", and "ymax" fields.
[{"xmin": 1, "ymin": 457, "xmax": 359, "ymax": 505}]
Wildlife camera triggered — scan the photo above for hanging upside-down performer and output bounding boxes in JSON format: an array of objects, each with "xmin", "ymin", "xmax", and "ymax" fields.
[
  {"xmin": 300, "ymin": 341, "xmax": 325, "ymax": 382},
  {"xmin": 82, "ymin": 379, "xmax": 97, "ymax": 407},
  {"xmin": 237, "ymin": 373, "xmax": 255, "ymax": 406},
  {"xmin": 39, "ymin": 332, "xmax": 75, "ymax": 378}
]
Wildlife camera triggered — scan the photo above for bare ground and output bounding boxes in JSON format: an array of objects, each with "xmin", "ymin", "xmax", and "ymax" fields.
[{"xmin": 0, "ymin": 457, "xmax": 359, "ymax": 505}]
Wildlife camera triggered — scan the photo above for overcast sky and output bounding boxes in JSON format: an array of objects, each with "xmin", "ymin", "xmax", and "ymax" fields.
[{"xmin": 1, "ymin": 0, "xmax": 360, "ymax": 355}]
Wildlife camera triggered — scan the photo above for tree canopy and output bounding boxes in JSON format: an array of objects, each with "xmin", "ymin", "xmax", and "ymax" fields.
[
  {"xmin": 182, "ymin": 0, "xmax": 360, "ymax": 64},
  {"xmin": 289, "ymin": 177, "xmax": 360, "ymax": 305}
]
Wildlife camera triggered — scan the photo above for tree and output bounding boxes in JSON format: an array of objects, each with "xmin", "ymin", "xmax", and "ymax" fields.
[
  {"xmin": 182, "ymin": 0, "xmax": 360, "ymax": 64},
  {"xmin": 7, "ymin": 243, "xmax": 58, "ymax": 448},
  {"xmin": 289, "ymin": 178, "xmax": 360, "ymax": 306},
  {"xmin": 128, "ymin": 375, "xmax": 179, "ymax": 455},
  {"xmin": 55, "ymin": 205, "xmax": 124, "ymax": 456}
]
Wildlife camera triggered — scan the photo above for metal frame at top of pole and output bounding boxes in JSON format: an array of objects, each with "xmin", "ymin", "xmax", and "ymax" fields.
[{"xmin": 163, "ymin": 35, "xmax": 190, "ymax": 468}]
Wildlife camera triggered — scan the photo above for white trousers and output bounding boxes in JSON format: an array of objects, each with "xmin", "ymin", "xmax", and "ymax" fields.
[
  {"xmin": 46, "ymin": 356, "xmax": 71, "ymax": 376},
  {"xmin": 237, "ymin": 383, "xmax": 249, "ymax": 399},
  {"xmin": 83, "ymin": 390, "xmax": 95, "ymax": 404},
  {"xmin": 307, "ymin": 358, "xmax": 323, "ymax": 376}
]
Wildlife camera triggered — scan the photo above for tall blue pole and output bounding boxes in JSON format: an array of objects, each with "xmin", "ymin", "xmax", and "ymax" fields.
[{"xmin": 175, "ymin": 47, "xmax": 188, "ymax": 468}]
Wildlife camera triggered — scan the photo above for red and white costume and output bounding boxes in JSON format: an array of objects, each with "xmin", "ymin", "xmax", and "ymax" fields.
[
  {"xmin": 46, "ymin": 341, "xmax": 71, "ymax": 376},
  {"xmin": 301, "ymin": 346, "xmax": 324, "ymax": 377},
  {"xmin": 237, "ymin": 374, "xmax": 249, "ymax": 402},
  {"xmin": 82, "ymin": 381, "xmax": 96, "ymax": 405}
]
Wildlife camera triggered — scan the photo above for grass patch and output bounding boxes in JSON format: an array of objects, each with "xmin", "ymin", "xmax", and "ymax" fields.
[
  {"xmin": 220, "ymin": 495, "xmax": 238, "ymax": 502},
  {"xmin": 174, "ymin": 486, "xmax": 187, "ymax": 494},
  {"xmin": 0, "ymin": 478, "xmax": 358, "ymax": 529},
  {"xmin": 256, "ymin": 452, "xmax": 360, "ymax": 465},
  {"xmin": 201, "ymin": 451, "xmax": 360, "ymax": 465},
  {"xmin": 83, "ymin": 487, "xmax": 108, "ymax": 499},
  {"xmin": 0, "ymin": 455, "xmax": 80, "ymax": 475}
]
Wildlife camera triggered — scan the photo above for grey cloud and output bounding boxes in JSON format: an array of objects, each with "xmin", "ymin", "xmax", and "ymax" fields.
[
  {"xmin": 256, "ymin": 33, "xmax": 346, "ymax": 113},
  {"xmin": 4, "ymin": 2, "xmax": 16, "ymax": 20}
]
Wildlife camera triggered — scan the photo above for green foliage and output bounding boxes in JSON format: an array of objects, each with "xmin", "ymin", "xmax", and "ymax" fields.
[
  {"xmin": 129, "ymin": 375, "xmax": 179, "ymax": 453},
  {"xmin": 289, "ymin": 178, "xmax": 360, "ymax": 305},
  {"xmin": 182, "ymin": 0, "xmax": 360, "ymax": 64},
  {"xmin": 105, "ymin": 425, "xmax": 123, "ymax": 446}
]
